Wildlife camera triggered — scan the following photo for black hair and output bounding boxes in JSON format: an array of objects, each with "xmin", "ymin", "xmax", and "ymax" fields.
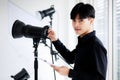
[{"xmin": 70, "ymin": 2, "xmax": 95, "ymax": 20}]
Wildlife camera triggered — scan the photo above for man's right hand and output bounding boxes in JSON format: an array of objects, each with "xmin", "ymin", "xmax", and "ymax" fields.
[{"xmin": 47, "ymin": 28, "xmax": 58, "ymax": 41}]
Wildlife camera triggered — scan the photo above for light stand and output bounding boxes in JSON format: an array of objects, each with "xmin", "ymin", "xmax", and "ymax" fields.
[
  {"xmin": 49, "ymin": 14, "xmax": 57, "ymax": 80},
  {"xmin": 33, "ymin": 38, "xmax": 40, "ymax": 80},
  {"xmin": 37, "ymin": 5, "xmax": 57, "ymax": 80}
]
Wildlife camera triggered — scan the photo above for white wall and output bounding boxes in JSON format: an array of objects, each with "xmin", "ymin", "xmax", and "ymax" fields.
[{"xmin": 0, "ymin": 0, "xmax": 76, "ymax": 80}]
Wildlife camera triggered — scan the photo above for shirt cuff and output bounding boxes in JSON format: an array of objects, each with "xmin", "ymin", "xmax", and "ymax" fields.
[
  {"xmin": 52, "ymin": 39, "xmax": 60, "ymax": 44},
  {"xmin": 68, "ymin": 69, "xmax": 74, "ymax": 78}
]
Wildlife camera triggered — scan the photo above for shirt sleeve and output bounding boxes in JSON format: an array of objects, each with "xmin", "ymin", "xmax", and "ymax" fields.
[
  {"xmin": 52, "ymin": 39, "xmax": 76, "ymax": 64},
  {"xmin": 92, "ymin": 42, "xmax": 107, "ymax": 79},
  {"xmin": 68, "ymin": 69, "xmax": 74, "ymax": 78}
]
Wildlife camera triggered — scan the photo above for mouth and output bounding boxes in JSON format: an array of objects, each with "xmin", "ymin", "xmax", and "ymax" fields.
[{"xmin": 75, "ymin": 29, "xmax": 81, "ymax": 31}]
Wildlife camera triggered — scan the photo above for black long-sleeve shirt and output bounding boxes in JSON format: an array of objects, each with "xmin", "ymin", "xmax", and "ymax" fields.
[{"xmin": 52, "ymin": 31, "xmax": 107, "ymax": 80}]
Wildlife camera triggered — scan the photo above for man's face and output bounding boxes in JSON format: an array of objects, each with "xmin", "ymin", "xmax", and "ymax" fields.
[{"xmin": 72, "ymin": 14, "xmax": 94, "ymax": 37}]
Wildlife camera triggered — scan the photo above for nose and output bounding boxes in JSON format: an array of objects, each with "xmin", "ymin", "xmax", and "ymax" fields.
[{"xmin": 74, "ymin": 21, "xmax": 80, "ymax": 28}]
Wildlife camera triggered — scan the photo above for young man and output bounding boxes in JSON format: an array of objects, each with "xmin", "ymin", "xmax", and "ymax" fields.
[{"xmin": 47, "ymin": 2, "xmax": 107, "ymax": 80}]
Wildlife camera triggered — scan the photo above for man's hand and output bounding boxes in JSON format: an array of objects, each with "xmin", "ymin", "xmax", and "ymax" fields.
[
  {"xmin": 47, "ymin": 28, "xmax": 58, "ymax": 41},
  {"xmin": 51, "ymin": 65, "xmax": 70, "ymax": 76}
]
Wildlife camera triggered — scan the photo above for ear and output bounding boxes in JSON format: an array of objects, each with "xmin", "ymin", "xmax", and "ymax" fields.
[{"xmin": 89, "ymin": 18, "xmax": 94, "ymax": 25}]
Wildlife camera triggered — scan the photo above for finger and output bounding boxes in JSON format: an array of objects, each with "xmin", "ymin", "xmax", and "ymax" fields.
[
  {"xmin": 48, "ymin": 28, "xmax": 52, "ymax": 33},
  {"xmin": 50, "ymin": 65, "xmax": 57, "ymax": 68},
  {"xmin": 48, "ymin": 30, "xmax": 51, "ymax": 33},
  {"xmin": 50, "ymin": 65, "xmax": 59, "ymax": 71}
]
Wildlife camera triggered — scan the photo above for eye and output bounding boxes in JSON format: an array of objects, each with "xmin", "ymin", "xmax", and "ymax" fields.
[
  {"xmin": 79, "ymin": 19, "xmax": 83, "ymax": 22},
  {"xmin": 72, "ymin": 19, "xmax": 76, "ymax": 22}
]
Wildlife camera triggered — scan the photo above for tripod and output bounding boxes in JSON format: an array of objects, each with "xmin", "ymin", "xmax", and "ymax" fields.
[
  {"xmin": 33, "ymin": 36, "xmax": 57, "ymax": 80},
  {"xmin": 33, "ymin": 38, "xmax": 40, "ymax": 80}
]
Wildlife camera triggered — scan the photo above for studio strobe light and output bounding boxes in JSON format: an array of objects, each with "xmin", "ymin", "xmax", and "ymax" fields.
[
  {"xmin": 11, "ymin": 68, "xmax": 30, "ymax": 80},
  {"xmin": 12, "ymin": 20, "xmax": 49, "ymax": 39},
  {"xmin": 36, "ymin": 5, "xmax": 55, "ymax": 20}
]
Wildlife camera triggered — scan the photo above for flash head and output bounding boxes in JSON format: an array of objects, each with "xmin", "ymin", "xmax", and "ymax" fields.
[
  {"xmin": 36, "ymin": 5, "xmax": 55, "ymax": 20},
  {"xmin": 12, "ymin": 20, "xmax": 49, "ymax": 39},
  {"xmin": 11, "ymin": 68, "xmax": 30, "ymax": 80}
]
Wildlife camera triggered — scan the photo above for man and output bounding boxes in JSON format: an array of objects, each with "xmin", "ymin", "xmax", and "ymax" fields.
[{"xmin": 47, "ymin": 2, "xmax": 107, "ymax": 80}]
